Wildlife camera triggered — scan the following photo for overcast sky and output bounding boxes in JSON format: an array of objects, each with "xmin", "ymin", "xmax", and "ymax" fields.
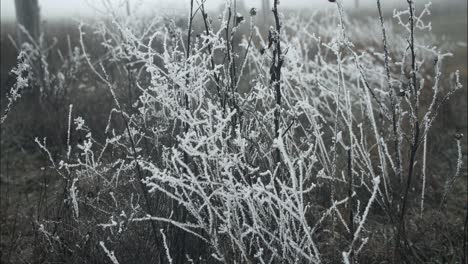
[{"xmin": 1, "ymin": 0, "xmax": 465, "ymax": 20}]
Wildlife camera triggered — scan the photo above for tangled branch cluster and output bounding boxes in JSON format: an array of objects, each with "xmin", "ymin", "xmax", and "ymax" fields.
[{"xmin": 19, "ymin": 0, "xmax": 462, "ymax": 263}]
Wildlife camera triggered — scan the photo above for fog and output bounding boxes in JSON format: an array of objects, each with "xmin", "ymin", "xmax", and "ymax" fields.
[
  {"xmin": 1, "ymin": 0, "xmax": 329, "ymax": 20},
  {"xmin": 2, "ymin": 0, "xmax": 465, "ymax": 21}
]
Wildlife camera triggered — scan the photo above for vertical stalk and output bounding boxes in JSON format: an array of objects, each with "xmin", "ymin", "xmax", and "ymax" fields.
[
  {"xmin": 229, "ymin": 0, "xmax": 241, "ymax": 139},
  {"xmin": 182, "ymin": 0, "xmax": 194, "ymax": 165},
  {"xmin": 173, "ymin": 0, "xmax": 195, "ymax": 261},
  {"xmin": 225, "ymin": 4, "xmax": 232, "ymax": 113},
  {"xmin": 376, "ymin": 0, "xmax": 402, "ymax": 186},
  {"xmin": 348, "ymin": 148, "xmax": 355, "ymax": 264},
  {"xmin": 395, "ymin": 0, "xmax": 420, "ymax": 261},
  {"xmin": 185, "ymin": 0, "xmax": 194, "ymax": 122},
  {"xmin": 272, "ymin": 0, "xmax": 283, "ymax": 163},
  {"xmin": 199, "ymin": 3, "xmax": 222, "ymax": 104},
  {"xmin": 464, "ymin": 176, "xmax": 467, "ymax": 264}
]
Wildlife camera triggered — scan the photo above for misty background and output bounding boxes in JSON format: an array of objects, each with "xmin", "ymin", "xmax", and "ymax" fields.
[
  {"xmin": 1, "ymin": 0, "xmax": 467, "ymax": 20},
  {"xmin": 1, "ymin": 0, "xmax": 466, "ymax": 47}
]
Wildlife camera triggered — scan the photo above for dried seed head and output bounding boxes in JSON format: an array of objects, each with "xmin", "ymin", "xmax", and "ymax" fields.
[
  {"xmin": 250, "ymin": 8, "xmax": 257, "ymax": 16},
  {"xmin": 235, "ymin": 13, "xmax": 244, "ymax": 26}
]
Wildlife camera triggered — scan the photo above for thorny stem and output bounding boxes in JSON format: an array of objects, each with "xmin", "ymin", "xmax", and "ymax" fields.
[
  {"xmin": 172, "ymin": 0, "xmax": 196, "ymax": 260},
  {"xmin": 199, "ymin": 3, "xmax": 223, "ymax": 104},
  {"xmin": 395, "ymin": 0, "xmax": 420, "ymax": 261},
  {"xmin": 440, "ymin": 139, "xmax": 463, "ymax": 207},
  {"xmin": 376, "ymin": 0, "xmax": 403, "ymax": 185},
  {"xmin": 231, "ymin": 1, "xmax": 238, "ymax": 94},
  {"xmin": 226, "ymin": 1, "xmax": 242, "ymax": 139},
  {"xmin": 375, "ymin": 0, "xmax": 399, "ymax": 252},
  {"xmin": 185, "ymin": 0, "xmax": 194, "ymax": 124},
  {"xmin": 225, "ymin": 5, "xmax": 232, "ymax": 112},
  {"xmin": 272, "ymin": 0, "xmax": 283, "ymax": 164}
]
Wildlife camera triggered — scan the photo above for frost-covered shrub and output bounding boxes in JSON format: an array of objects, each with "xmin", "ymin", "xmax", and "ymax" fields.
[
  {"xmin": 32, "ymin": 0, "xmax": 463, "ymax": 263},
  {"xmin": 1, "ymin": 51, "xmax": 31, "ymax": 124}
]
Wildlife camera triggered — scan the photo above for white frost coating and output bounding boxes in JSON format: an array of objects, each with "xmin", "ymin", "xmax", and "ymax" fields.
[
  {"xmin": 342, "ymin": 251, "xmax": 351, "ymax": 264},
  {"xmin": 160, "ymin": 229, "xmax": 173, "ymax": 264},
  {"xmin": 67, "ymin": 104, "xmax": 73, "ymax": 160},
  {"xmin": 99, "ymin": 241, "xmax": 120, "ymax": 264},
  {"xmin": 420, "ymin": 135, "xmax": 427, "ymax": 216},
  {"xmin": 70, "ymin": 178, "xmax": 79, "ymax": 218},
  {"xmin": 344, "ymin": 176, "xmax": 380, "ymax": 262},
  {"xmin": 29, "ymin": 0, "xmax": 461, "ymax": 262},
  {"xmin": 441, "ymin": 139, "xmax": 464, "ymax": 205},
  {"xmin": 275, "ymin": 135, "xmax": 297, "ymax": 191},
  {"xmin": 35, "ymin": 138, "xmax": 58, "ymax": 171},
  {"xmin": 1, "ymin": 51, "xmax": 31, "ymax": 125}
]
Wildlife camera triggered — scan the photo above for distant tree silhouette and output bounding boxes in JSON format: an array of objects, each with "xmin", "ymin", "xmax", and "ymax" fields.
[
  {"xmin": 233, "ymin": 0, "xmax": 247, "ymax": 16},
  {"xmin": 262, "ymin": 0, "xmax": 271, "ymax": 25},
  {"xmin": 14, "ymin": 0, "xmax": 41, "ymax": 45}
]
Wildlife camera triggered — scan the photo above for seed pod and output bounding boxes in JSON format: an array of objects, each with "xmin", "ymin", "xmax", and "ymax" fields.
[
  {"xmin": 250, "ymin": 8, "xmax": 257, "ymax": 16},
  {"xmin": 235, "ymin": 13, "xmax": 244, "ymax": 26}
]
